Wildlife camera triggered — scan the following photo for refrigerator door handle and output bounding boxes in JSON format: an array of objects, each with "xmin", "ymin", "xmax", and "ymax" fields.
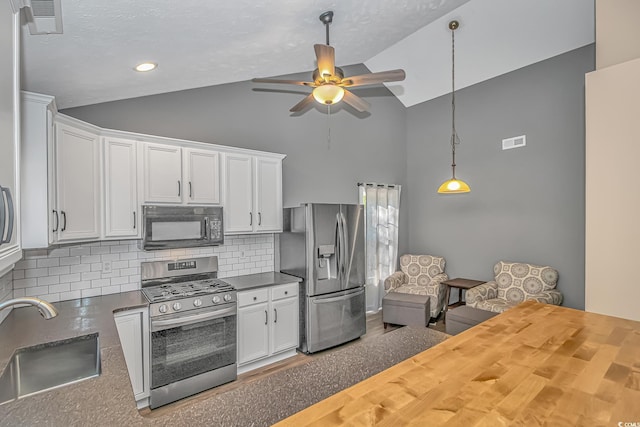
[
  {"xmin": 335, "ymin": 212, "xmax": 342, "ymax": 284},
  {"xmin": 0, "ymin": 186, "xmax": 6, "ymax": 245},
  {"xmin": 311, "ymin": 287, "xmax": 364, "ymax": 304}
]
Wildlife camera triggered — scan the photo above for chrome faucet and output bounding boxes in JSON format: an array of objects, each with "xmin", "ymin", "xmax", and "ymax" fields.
[{"xmin": 0, "ymin": 297, "xmax": 59, "ymax": 319}]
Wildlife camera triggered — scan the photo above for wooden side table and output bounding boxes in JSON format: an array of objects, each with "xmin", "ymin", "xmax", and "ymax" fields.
[{"xmin": 442, "ymin": 278, "xmax": 485, "ymax": 323}]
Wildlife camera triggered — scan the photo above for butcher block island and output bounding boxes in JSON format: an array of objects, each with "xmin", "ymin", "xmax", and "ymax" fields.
[{"xmin": 276, "ymin": 301, "xmax": 640, "ymax": 426}]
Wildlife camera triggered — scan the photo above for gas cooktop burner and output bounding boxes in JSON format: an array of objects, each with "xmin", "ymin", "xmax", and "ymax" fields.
[{"xmin": 143, "ymin": 278, "xmax": 234, "ymax": 303}]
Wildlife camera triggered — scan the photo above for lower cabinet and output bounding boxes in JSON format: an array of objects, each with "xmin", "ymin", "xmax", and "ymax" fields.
[
  {"xmin": 114, "ymin": 307, "xmax": 150, "ymax": 408},
  {"xmin": 237, "ymin": 283, "xmax": 298, "ymax": 374}
]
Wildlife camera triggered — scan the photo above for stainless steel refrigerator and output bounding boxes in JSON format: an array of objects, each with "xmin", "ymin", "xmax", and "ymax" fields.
[{"xmin": 279, "ymin": 203, "xmax": 366, "ymax": 354}]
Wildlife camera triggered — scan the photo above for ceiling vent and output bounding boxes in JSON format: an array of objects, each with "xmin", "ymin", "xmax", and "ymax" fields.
[{"xmin": 23, "ymin": 0, "xmax": 63, "ymax": 35}]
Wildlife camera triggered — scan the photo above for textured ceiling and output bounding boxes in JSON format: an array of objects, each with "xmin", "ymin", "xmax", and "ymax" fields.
[{"xmin": 19, "ymin": 0, "xmax": 594, "ymax": 110}]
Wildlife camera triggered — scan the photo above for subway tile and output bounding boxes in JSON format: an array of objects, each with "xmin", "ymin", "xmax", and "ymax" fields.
[
  {"xmin": 120, "ymin": 283, "xmax": 139, "ymax": 293},
  {"xmin": 91, "ymin": 263, "xmax": 103, "ymax": 272},
  {"xmin": 111, "ymin": 276, "xmax": 130, "ymax": 286},
  {"xmin": 70, "ymin": 264, "xmax": 91, "ymax": 274},
  {"xmin": 59, "ymin": 290, "xmax": 82, "ymax": 301},
  {"xmin": 81, "ymin": 271, "xmax": 101, "ymax": 281},
  {"xmin": 91, "ymin": 278, "xmax": 111, "ymax": 288},
  {"xmin": 48, "ymin": 247, "xmax": 70, "ymax": 258},
  {"xmin": 81, "ymin": 255, "xmax": 101, "ymax": 264},
  {"xmin": 120, "ymin": 267, "xmax": 139, "ymax": 276},
  {"xmin": 110, "ymin": 245, "xmax": 130, "ymax": 253},
  {"xmin": 14, "ymin": 259, "xmax": 37, "ymax": 270},
  {"xmin": 13, "ymin": 270, "xmax": 24, "ymax": 280},
  {"xmin": 12, "ymin": 288, "xmax": 25, "ymax": 297},
  {"xmin": 70, "ymin": 281, "xmax": 91, "ymax": 291},
  {"xmin": 70, "ymin": 246, "xmax": 91, "ymax": 256},
  {"xmin": 25, "ymin": 268, "xmax": 50, "ymax": 279},
  {"xmin": 91, "ymin": 246, "xmax": 111, "ymax": 255},
  {"xmin": 49, "ymin": 283, "xmax": 70, "ymax": 294},
  {"xmin": 49, "ymin": 266, "xmax": 70, "ymax": 276},
  {"xmin": 100, "ymin": 241, "xmax": 119, "ymax": 246},
  {"xmin": 101, "ymin": 253, "xmax": 120, "ymax": 262},
  {"xmin": 37, "ymin": 258, "xmax": 60, "ymax": 268},
  {"xmin": 24, "ymin": 249, "xmax": 49, "ymax": 259},
  {"xmin": 25, "ymin": 286, "xmax": 49, "ymax": 296},
  {"xmin": 13, "ymin": 278, "xmax": 37, "ymax": 289},
  {"xmin": 60, "ymin": 273, "xmax": 81, "ymax": 284},
  {"xmin": 40, "ymin": 293, "xmax": 61, "ymax": 303},
  {"xmin": 112, "ymin": 260, "xmax": 129, "ymax": 270},
  {"xmin": 119, "ymin": 252, "xmax": 138, "ymax": 261},
  {"xmin": 38, "ymin": 275, "xmax": 60, "ymax": 286},
  {"xmin": 60, "ymin": 256, "xmax": 81, "ymax": 266}
]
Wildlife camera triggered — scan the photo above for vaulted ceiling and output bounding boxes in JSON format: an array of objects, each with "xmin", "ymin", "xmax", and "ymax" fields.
[{"xmin": 20, "ymin": 0, "xmax": 594, "ymax": 110}]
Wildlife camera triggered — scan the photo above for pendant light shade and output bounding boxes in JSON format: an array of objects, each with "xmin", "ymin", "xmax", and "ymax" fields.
[
  {"xmin": 438, "ymin": 20, "xmax": 470, "ymax": 195},
  {"xmin": 313, "ymin": 84, "xmax": 345, "ymax": 105}
]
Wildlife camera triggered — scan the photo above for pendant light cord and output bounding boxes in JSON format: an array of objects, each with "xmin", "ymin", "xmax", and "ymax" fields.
[{"xmin": 450, "ymin": 22, "xmax": 459, "ymax": 179}]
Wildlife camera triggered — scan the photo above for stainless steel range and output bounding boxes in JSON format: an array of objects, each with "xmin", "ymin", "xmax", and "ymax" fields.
[{"xmin": 141, "ymin": 256, "xmax": 237, "ymax": 409}]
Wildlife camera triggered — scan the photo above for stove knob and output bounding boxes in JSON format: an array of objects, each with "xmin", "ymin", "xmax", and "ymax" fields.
[
  {"xmin": 158, "ymin": 304, "xmax": 168, "ymax": 314},
  {"xmin": 193, "ymin": 299, "xmax": 202, "ymax": 307},
  {"xmin": 172, "ymin": 302, "xmax": 182, "ymax": 311},
  {"xmin": 212, "ymin": 296, "xmax": 221, "ymax": 304},
  {"xmin": 223, "ymin": 294, "xmax": 232, "ymax": 302}
]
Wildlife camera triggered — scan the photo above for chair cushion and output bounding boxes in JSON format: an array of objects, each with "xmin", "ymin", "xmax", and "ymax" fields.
[
  {"xmin": 494, "ymin": 261, "xmax": 559, "ymax": 304},
  {"xmin": 400, "ymin": 254, "xmax": 445, "ymax": 285},
  {"xmin": 473, "ymin": 298, "xmax": 519, "ymax": 313}
]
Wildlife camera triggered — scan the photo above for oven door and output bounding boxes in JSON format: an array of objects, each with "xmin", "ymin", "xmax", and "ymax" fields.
[{"xmin": 149, "ymin": 303, "xmax": 236, "ymax": 390}]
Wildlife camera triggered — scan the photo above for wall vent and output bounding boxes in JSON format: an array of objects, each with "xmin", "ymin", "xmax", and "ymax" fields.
[
  {"xmin": 23, "ymin": 0, "xmax": 63, "ymax": 34},
  {"xmin": 502, "ymin": 135, "xmax": 526, "ymax": 150}
]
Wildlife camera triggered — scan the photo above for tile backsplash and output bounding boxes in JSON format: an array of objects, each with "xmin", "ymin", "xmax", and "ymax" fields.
[
  {"xmin": 12, "ymin": 235, "xmax": 275, "ymax": 303},
  {"xmin": 0, "ymin": 271, "xmax": 12, "ymax": 323}
]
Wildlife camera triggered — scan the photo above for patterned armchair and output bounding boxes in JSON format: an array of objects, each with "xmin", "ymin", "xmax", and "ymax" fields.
[
  {"xmin": 384, "ymin": 254, "xmax": 449, "ymax": 319},
  {"xmin": 466, "ymin": 261, "xmax": 563, "ymax": 313}
]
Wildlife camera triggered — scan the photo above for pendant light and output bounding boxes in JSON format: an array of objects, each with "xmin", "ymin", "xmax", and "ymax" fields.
[{"xmin": 438, "ymin": 20, "xmax": 470, "ymax": 194}]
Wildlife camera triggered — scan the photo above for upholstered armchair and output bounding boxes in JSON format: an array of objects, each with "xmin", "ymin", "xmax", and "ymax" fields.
[
  {"xmin": 466, "ymin": 261, "xmax": 563, "ymax": 313},
  {"xmin": 384, "ymin": 254, "xmax": 449, "ymax": 319}
]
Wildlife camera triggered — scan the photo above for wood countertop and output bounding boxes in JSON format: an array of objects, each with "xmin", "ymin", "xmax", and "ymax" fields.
[{"xmin": 276, "ymin": 301, "xmax": 640, "ymax": 426}]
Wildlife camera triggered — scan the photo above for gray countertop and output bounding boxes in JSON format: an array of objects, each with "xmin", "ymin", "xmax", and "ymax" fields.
[
  {"xmin": 0, "ymin": 272, "xmax": 302, "ymax": 426},
  {"xmin": 223, "ymin": 271, "xmax": 301, "ymax": 291}
]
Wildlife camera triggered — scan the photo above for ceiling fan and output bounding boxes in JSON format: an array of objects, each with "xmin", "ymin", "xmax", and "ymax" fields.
[{"xmin": 252, "ymin": 11, "xmax": 406, "ymax": 113}]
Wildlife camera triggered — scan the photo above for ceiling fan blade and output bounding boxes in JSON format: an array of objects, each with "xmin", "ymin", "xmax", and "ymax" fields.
[
  {"xmin": 252, "ymin": 78, "xmax": 315, "ymax": 87},
  {"xmin": 314, "ymin": 44, "xmax": 335, "ymax": 78},
  {"xmin": 289, "ymin": 94, "xmax": 316, "ymax": 112},
  {"xmin": 340, "ymin": 69, "xmax": 406, "ymax": 87},
  {"xmin": 342, "ymin": 90, "xmax": 371, "ymax": 113}
]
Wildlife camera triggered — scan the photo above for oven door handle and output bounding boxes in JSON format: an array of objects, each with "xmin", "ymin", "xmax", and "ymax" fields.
[{"xmin": 151, "ymin": 305, "xmax": 236, "ymax": 332}]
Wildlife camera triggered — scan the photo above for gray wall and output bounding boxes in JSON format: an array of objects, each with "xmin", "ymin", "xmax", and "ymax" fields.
[
  {"xmin": 405, "ymin": 44, "xmax": 594, "ymax": 310},
  {"xmin": 63, "ymin": 64, "xmax": 410, "ymax": 254}
]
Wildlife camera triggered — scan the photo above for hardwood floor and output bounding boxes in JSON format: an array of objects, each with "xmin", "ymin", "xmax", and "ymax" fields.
[{"xmin": 141, "ymin": 310, "xmax": 445, "ymax": 418}]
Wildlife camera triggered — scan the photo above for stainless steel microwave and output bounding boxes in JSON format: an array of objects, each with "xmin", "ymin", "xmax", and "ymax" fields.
[{"xmin": 140, "ymin": 205, "xmax": 223, "ymax": 250}]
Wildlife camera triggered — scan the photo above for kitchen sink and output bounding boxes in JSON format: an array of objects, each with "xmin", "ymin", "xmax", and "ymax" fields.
[{"xmin": 0, "ymin": 333, "xmax": 101, "ymax": 405}]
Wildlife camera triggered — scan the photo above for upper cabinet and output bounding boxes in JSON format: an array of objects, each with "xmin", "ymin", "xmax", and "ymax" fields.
[
  {"xmin": 104, "ymin": 137, "xmax": 139, "ymax": 238},
  {"xmin": 141, "ymin": 143, "xmax": 221, "ymax": 205},
  {"xmin": 224, "ymin": 154, "xmax": 283, "ymax": 234},
  {"xmin": 53, "ymin": 121, "xmax": 101, "ymax": 242},
  {"xmin": 0, "ymin": 6, "xmax": 21, "ymax": 274}
]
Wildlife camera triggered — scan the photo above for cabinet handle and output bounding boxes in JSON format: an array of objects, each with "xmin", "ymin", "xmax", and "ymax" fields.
[
  {"xmin": 133, "ymin": 211, "xmax": 136, "ymax": 229},
  {"xmin": 61, "ymin": 211, "xmax": 67, "ymax": 232},
  {"xmin": 274, "ymin": 308, "xmax": 277, "ymax": 323},
  {"xmin": 264, "ymin": 310, "xmax": 268, "ymax": 325},
  {"xmin": 249, "ymin": 212, "xmax": 252, "ymax": 226},
  {"xmin": 253, "ymin": 296, "xmax": 257, "ymax": 301},
  {"xmin": 52, "ymin": 210, "xmax": 59, "ymax": 232},
  {"xmin": 177, "ymin": 181, "xmax": 181, "ymax": 197},
  {"xmin": 0, "ymin": 186, "xmax": 13, "ymax": 244},
  {"xmin": 284, "ymin": 291, "xmax": 288, "ymax": 295},
  {"xmin": 258, "ymin": 212, "xmax": 262, "ymax": 226},
  {"xmin": 189, "ymin": 182, "xmax": 192, "ymax": 198}
]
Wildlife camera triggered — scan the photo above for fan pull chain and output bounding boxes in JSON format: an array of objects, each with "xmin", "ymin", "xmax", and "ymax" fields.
[{"xmin": 327, "ymin": 104, "xmax": 332, "ymax": 149}]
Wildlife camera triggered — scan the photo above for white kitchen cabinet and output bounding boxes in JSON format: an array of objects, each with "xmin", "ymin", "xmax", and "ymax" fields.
[
  {"xmin": 114, "ymin": 307, "xmax": 150, "ymax": 407},
  {"xmin": 0, "ymin": 5, "xmax": 21, "ymax": 274},
  {"xmin": 237, "ymin": 283, "xmax": 298, "ymax": 373},
  {"xmin": 53, "ymin": 120, "xmax": 101, "ymax": 242},
  {"xmin": 142, "ymin": 142, "xmax": 221, "ymax": 205},
  {"xmin": 104, "ymin": 137, "xmax": 138, "ymax": 238},
  {"xmin": 183, "ymin": 148, "xmax": 220, "ymax": 205},
  {"xmin": 224, "ymin": 154, "xmax": 283, "ymax": 234}
]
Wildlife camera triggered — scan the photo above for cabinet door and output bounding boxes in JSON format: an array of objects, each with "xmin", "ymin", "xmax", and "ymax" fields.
[
  {"xmin": 254, "ymin": 156, "xmax": 282, "ymax": 232},
  {"xmin": 271, "ymin": 297, "xmax": 298, "ymax": 354},
  {"xmin": 224, "ymin": 153, "xmax": 253, "ymax": 233},
  {"xmin": 114, "ymin": 307, "xmax": 150, "ymax": 400},
  {"xmin": 237, "ymin": 302, "xmax": 270, "ymax": 365},
  {"xmin": 142, "ymin": 143, "xmax": 182, "ymax": 204},
  {"xmin": 55, "ymin": 123, "xmax": 100, "ymax": 242},
  {"xmin": 184, "ymin": 148, "xmax": 220, "ymax": 205},
  {"xmin": 104, "ymin": 138, "xmax": 138, "ymax": 238}
]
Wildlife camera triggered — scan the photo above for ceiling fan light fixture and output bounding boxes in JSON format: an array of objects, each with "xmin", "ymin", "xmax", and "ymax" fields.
[{"xmin": 313, "ymin": 84, "xmax": 344, "ymax": 105}]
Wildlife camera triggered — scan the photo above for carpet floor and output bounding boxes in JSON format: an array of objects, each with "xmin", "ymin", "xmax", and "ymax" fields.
[{"xmin": 182, "ymin": 326, "xmax": 450, "ymax": 426}]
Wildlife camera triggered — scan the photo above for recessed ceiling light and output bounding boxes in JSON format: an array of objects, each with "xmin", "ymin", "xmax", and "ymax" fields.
[{"xmin": 134, "ymin": 62, "xmax": 157, "ymax": 72}]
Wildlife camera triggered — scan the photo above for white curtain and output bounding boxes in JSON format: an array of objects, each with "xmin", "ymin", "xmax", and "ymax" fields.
[{"xmin": 359, "ymin": 183, "xmax": 401, "ymax": 312}]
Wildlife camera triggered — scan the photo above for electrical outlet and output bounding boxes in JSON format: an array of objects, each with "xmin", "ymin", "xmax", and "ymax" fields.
[{"xmin": 102, "ymin": 261, "xmax": 112, "ymax": 274}]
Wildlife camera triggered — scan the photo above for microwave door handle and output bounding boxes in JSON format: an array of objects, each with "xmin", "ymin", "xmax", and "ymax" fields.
[
  {"xmin": 151, "ymin": 305, "xmax": 236, "ymax": 332},
  {"xmin": 1, "ymin": 187, "xmax": 14, "ymax": 244},
  {"xmin": 204, "ymin": 217, "xmax": 211, "ymax": 240},
  {"xmin": 0, "ymin": 186, "xmax": 5, "ymax": 244}
]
